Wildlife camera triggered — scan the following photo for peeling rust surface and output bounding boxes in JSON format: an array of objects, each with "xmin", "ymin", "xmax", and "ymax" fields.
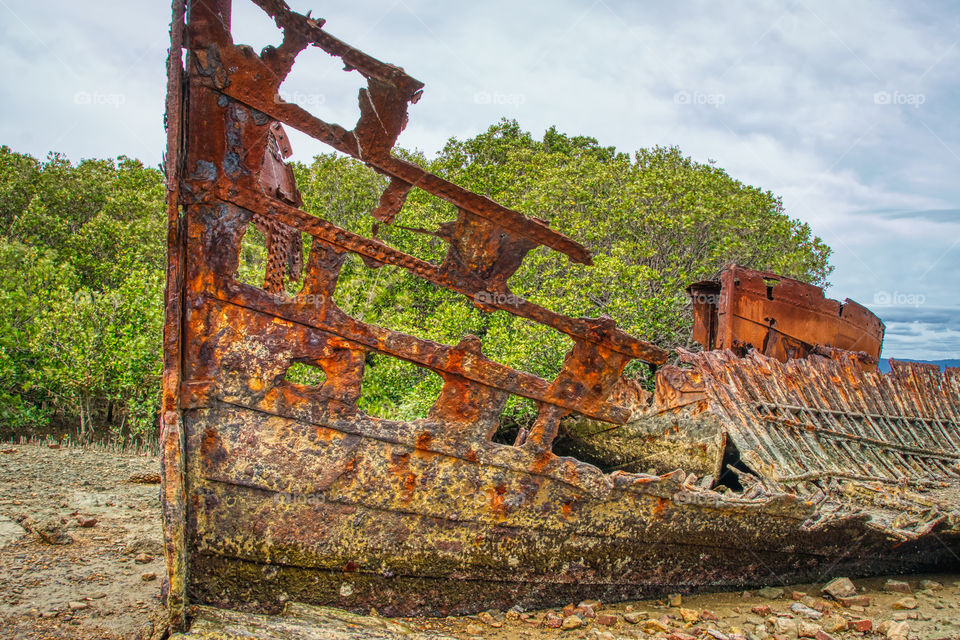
[{"xmin": 162, "ymin": 0, "xmax": 960, "ymax": 630}]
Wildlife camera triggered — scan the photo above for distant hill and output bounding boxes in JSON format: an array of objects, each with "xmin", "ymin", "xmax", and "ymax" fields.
[{"xmin": 878, "ymin": 358, "xmax": 960, "ymax": 373}]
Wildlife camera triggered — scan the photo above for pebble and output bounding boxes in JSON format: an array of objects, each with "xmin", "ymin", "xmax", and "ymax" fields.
[
  {"xmin": 892, "ymin": 596, "xmax": 918, "ymax": 610},
  {"xmin": 757, "ymin": 586, "xmax": 785, "ymax": 600},
  {"xmin": 919, "ymin": 579, "xmax": 943, "ymax": 591},
  {"xmin": 545, "ymin": 613, "xmax": 563, "ymax": 628},
  {"xmin": 141, "ymin": 572, "xmax": 157, "ymax": 581},
  {"xmin": 67, "ymin": 601, "xmax": 89, "ymax": 611},
  {"xmin": 791, "ymin": 602, "xmax": 824, "ymax": 620},
  {"xmin": 595, "ymin": 613, "xmax": 617, "ymax": 626},
  {"xmin": 465, "ymin": 623, "xmax": 483, "ymax": 636},
  {"xmin": 821, "ymin": 577, "xmax": 857, "ymax": 599},
  {"xmin": 76, "ymin": 516, "xmax": 97, "ymax": 528},
  {"xmin": 797, "ymin": 621, "xmax": 821, "ymax": 638},
  {"xmin": 668, "ymin": 593, "xmax": 682, "ymax": 607},
  {"xmin": 678, "ymin": 608, "xmax": 699, "ymax": 622},
  {"xmin": 836, "ymin": 595, "xmax": 870, "ymax": 607},
  {"xmin": 477, "ymin": 611, "xmax": 502, "ymax": 628},
  {"xmin": 622, "ymin": 611, "xmax": 646, "ymax": 624},
  {"xmin": 561, "ymin": 614, "xmax": 583, "ymax": 630},
  {"xmin": 883, "ymin": 579, "xmax": 912, "ymax": 593},
  {"xmin": 134, "ymin": 552, "xmax": 153, "ymax": 564},
  {"xmin": 885, "ymin": 620, "xmax": 910, "ymax": 640},
  {"xmin": 847, "ymin": 619, "xmax": 873, "ymax": 632}
]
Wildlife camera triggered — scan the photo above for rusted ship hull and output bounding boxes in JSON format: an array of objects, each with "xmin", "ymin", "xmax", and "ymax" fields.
[
  {"xmin": 186, "ymin": 401, "xmax": 958, "ymax": 617},
  {"xmin": 161, "ymin": 0, "xmax": 960, "ymax": 631}
]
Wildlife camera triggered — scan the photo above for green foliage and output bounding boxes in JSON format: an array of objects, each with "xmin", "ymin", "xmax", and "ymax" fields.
[
  {"xmin": 0, "ymin": 146, "xmax": 164, "ymax": 440},
  {"xmin": 0, "ymin": 119, "xmax": 832, "ymax": 437}
]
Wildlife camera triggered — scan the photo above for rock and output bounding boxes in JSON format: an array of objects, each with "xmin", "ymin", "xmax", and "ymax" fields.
[
  {"xmin": 128, "ymin": 472, "xmax": 161, "ymax": 484},
  {"xmin": 701, "ymin": 610, "xmax": 719, "ymax": 621},
  {"xmin": 48, "ymin": 443, "xmax": 60, "ymax": 449},
  {"xmin": 595, "ymin": 613, "xmax": 617, "ymax": 626},
  {"xmin": 134, "ymin": 553, "xmax": 153, "ymax": 564},
  {"xmin": 140, "ymin": 572, "xmax": 157, "ymax": 581},
  {"xmin": 669, "ymin": 633, "xmax": 697, "ymax": 640},
  {"xmin": 821, "ymin": 577, "xmax": 857, "ymax": 599},
  {"xmin": 579, "ymin": 599, "xmax": 602, "ymax": 611},
  {"xmin": 815, "ymin": 631, "xmax": 836, "ymax": 640},
  {"xmin": 643, "ymin": 619, "xmax": 671, "ymax": 633},
  {"xmin": 821, "ymin": 615, "xmax": 847, "ymax": 633},
  {"xmin": 477, "ymin": 611, "xmax": 502, "ymax": 628},
  {"xmin": 90, "ymin": 592, "xmax": 107, "ymax": 599},
  {"xmin": 801, "ymin": 595, "xmax": 833, "ymax": 612},
  {"xmin": 678, "ymin": 608, "xmax": 699, "ymax": 623},
  {"xmin": 465, "ymin": 623, "xmax": 483, "ymax": 636},
  {"xmin": 704, "ymin": 628, "xmax": 730, "ymax": 640},
  {"xmin": 751, "ymin": 604, "xmax": 772, "ymax": 616},
  {"xmin": 576, "ymin": 603, "xmax": 596, "ymax": 619},
  {"xmin": 836, "ymin": 595, "xmax": 870, "ymax": 607},
  {"xmin": 790, "ymin": 602, "xmax": 823, "ymax": 620},
  {"xmin": 76, "ymin": 516, "xmax": 97, "ymax": 528},
  {"xmin": 622, "ymin": 611, "xmax": 646, "ymax": 624},
  {"xmin": 35, "ymin": 518, "xmax": 72, "ymax": 545},
  {"xmin": 797, "ymin": 621, "xmax": 821, "ymax": 638},
  {"xmin": 891, "ymin": 597, "xmax": 918, "ymax": 610},
  {"xmin": 847, "ymin": 619, "xmax": 873, "ymax": 632},
  {"xmin": 885, "ymin": 620, "xmax": 910, "ymax": 640},
  {"xmin": 883, "ymin": 579, "xmax": 911, "ymax": 594},
  {"xmin": 545, "ymin": 613, "xmax": 563, "ymax": 628},
  {"xmin": 67, "ymin": 601, "xmax": 89, "ymax": 611},
  {"xmin": 790, "ymin": 590, "xmax": 808, "ymax": 600},
  {"xmin": 918, "ymin": 579, "xmax": 943, "ymax": 591},
  {"xmin": 590, "ymin": 631, "xmax": 615, "ymax": 640},
  {"xmin": 668, "ymin": 593, "xmax": 682, "ymax": 607},
  {"xmin": 561, "ymin": 614, "xmax": 584, "ymax": 630},
  {"xmin": 757, "ymin": 587, "xmax": 785, "ymax": 600},
  {"xmin": 562, "ymin": 603, "xmax": 576, "ymax": 617}
]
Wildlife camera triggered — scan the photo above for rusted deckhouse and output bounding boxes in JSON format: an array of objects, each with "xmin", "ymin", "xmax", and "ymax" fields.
[{"xmin": 161, "ymin": 0, "xmax": 960, "ymax": 633}]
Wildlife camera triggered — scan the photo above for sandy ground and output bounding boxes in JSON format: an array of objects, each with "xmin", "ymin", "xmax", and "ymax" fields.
[{"xmin": 1, "ymin": 443, "xmax": 959, "ymax": 640}]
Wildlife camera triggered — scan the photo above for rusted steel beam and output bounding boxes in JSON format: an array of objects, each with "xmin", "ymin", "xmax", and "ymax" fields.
[
  {"xmin": 212, "ymin": 185, "xmax": 668, "ymax": 365},
  {"xmin": 161, "ymin": 0, "xmax": 188, "ymax": 632},
  {"xmin": 184, "ymin": 9, "xmax": 593, "ymax": 265}
]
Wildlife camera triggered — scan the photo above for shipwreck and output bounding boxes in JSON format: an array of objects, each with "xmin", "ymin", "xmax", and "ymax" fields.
[{"xmin": 160, "ymin": 0, "xmax": 960, "ymax": 633}]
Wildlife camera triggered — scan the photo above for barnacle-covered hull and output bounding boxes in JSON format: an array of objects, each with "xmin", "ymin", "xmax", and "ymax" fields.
[{"xmin": 184, "ymin": 398, "xmax": 958, "ymax": 617}]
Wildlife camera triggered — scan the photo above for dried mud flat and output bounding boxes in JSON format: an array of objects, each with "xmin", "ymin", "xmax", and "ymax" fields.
[{"xmin": 2, "ymin": 444, "xmax": 960, "ymax": 640}]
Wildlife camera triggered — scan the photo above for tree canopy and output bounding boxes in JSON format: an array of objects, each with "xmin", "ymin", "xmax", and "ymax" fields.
[{"xmin": 0, "ymin": 120, "xmax": 832, "ymax": 439}]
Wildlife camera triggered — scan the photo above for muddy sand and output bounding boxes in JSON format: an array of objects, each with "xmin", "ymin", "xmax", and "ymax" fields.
[{"xmin": 1, "ymin": 443, "xmax": 958, "ymax": 640}]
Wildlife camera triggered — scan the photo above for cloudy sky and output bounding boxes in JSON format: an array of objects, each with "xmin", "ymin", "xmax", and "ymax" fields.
[{"xmin": 1, "ymin": 0, "xmax": 957, "ymax": 360}]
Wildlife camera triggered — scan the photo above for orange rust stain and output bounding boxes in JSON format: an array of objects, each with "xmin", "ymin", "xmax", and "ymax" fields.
[
  {"xmin": 415, "ymin": 431, "xmax": 433, "ymax": 450},
  {"xmin": 651, "ymin": 497, "xmax": 670, "ymax": 518}
]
